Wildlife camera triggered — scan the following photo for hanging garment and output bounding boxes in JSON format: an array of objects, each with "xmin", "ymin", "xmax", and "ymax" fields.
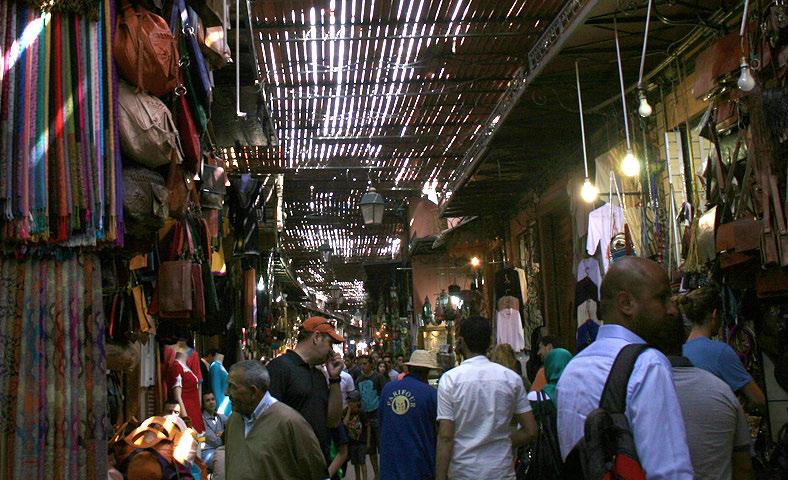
[
  {"xmin": 577, "ymin": 299, "xmax": 599, "ymax": 327},
  {"xmin": 209, "ymin": 361, "xmax": 232, "ymax": 415},
  {"xmin": 586, "ymin": 203, "xmax": 625, "ymax": 273},
  {"xmin": 575, "ymin": 277, "xmax": 599, "ymax": 308},
  {"xmin": 139, "ymin": 335, "xmax": 156, "ymax": 388},
  {"xmin": 495, "ymin": 267, "xmax": 524, "ymax": 306},
  {"xmin": 515, "ymin": 267, "xmax": 528, "ymax": 305},
  {"xmin": 576, "ymin": 258, "xmax": 602, "ymax": 298},
  {"xmin": 166, "ymin": 359, "xmax": 205, "ymax": 433},
  {"xmin": 496, "ymin": 308, "xmax": 525, "ymax": 351},
  {"xmin": 576, "ymin": 319, "xmax": 601, "ymax": 352}
]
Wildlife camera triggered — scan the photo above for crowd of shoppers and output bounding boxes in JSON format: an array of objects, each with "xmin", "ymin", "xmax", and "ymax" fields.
[{"xmin": 112, "ymin": 256, "xmax": 776, "ymax": 480}]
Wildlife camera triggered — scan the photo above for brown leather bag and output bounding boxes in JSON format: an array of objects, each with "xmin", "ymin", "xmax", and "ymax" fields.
[
  {"xmin": 114, "ymin": 1, "xmax": 180, "ymax": 97},
  {"xmin": 156, "ymin": 221, "xmax": 206, "ymax": 322}
]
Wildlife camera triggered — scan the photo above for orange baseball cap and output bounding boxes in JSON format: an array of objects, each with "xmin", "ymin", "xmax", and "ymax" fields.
[{"xmin": 303, "ymin": 316, "xmax": 345, "ymax": 343}]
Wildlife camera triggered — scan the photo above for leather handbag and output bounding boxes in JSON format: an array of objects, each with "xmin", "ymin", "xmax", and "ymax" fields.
[
  {"xmin": 118, "ymin": 81, "xmax": 184, "ymax": 168},
  {"xmin": 123, "ymin": 165, "xmax": 169, "ymax": 235},
  {"xmin": 114, "ymin": 1, "xmax": 180, "ymax": 97},
  {"xmin": 175, "ymin": 94, "xmax": 202, "ymax": 173},
  {"xmin": 156, "ymin": 220, "xmax": 206, "ymax": 322}
]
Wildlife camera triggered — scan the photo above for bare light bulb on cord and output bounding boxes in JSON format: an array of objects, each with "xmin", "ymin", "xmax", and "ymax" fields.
[
  {"xmin": 622, "ymin": 149, "xmax": 640, "ymax": 177},
  {"xmin": 581, "ymin": 178, "xmax": 599, "ymax": 203},
  {"xmin": 737, "ymin": 57, "xmax": 756, "ymax": 92},
  {"xmin": 637, "ymin": 89, "xmax": 652, "ymax": 117}
]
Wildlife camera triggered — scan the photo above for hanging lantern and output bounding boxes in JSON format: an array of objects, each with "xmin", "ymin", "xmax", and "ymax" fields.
[
  {"xmin": 330, "ymin": 284, "xmax": 342, "ymax": 301},
  {"xmin": 359, "ymin": 187, "xmax": 385, "ymax": 225},
  {"xmin": 318, "ymin": 242, "xmax": 332, "ymax": 263}
]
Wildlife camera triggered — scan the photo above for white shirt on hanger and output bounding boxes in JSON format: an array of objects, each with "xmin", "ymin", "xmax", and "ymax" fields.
[
  {"xmin": 496, "ymin": 308, "xmax": 525, "ymax": 352},
  {"xmin": 586, "ymin": 203, "xmax": 625, "ymax": 273}
]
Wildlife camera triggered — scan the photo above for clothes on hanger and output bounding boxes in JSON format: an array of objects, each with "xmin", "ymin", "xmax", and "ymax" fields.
[
  {"xmin": 514, "ymin": 267, "xmax": 528, "ymax": 305},
  {"xmin": 576, "ymin": 319, "xmax": 600, "ymax": 352},
  {"xmin": 576, "ymin": 258, "xmax": 602, "ymax": 298},
  {"xmin": 586, "ymin": 202, "xmax": 625, "ymax": 273},
  {"xmin": 577, "ymin": 299, "xmax": 599, "ymax": 327},
  {"xmin": 495, "ymin": 267, "xmax": 524, "ymax": 306},
  {"xmin": 496, "ymin": 308, "xmax": 525, "ymax": 351},
  {"xmin": 575, "ymin": 277, "xmax": 599, "ymax": 308}
]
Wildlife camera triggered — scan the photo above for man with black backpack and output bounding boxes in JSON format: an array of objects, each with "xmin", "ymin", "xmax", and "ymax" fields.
[{"xmin": 557, "ymin": 257, "xmax": 693, "ymax": 479}]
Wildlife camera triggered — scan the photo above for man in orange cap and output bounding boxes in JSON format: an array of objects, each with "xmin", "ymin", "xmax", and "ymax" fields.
[{"xmin": 267, "ymin": 316, "xmax": 346, "ymax": 465}]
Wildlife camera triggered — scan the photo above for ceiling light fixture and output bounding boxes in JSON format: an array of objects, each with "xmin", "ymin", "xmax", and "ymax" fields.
[
  {"xmin": 636, "ymin": 0, "xmax": 654, "ymax": 118},
  {"xmin": 359, "ymin": 187, "xmax": 385, "ymax": 225},
  {"xmin": 737, "ymin": 0, "xmax": 755, "ymax": 92},
  {"xmin": 575, "ymin": 61, "xmax": 598, "ymax": 204},
  {"xmin": 318, "ymin": 242, "xmax": 332, "ymax": 263},
  {"xmin": 614, "ymin": 19, "xmax": 640, "ymax": 177}
]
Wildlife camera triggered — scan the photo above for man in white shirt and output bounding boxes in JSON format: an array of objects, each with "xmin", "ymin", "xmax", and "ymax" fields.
[
  {"xmin": 436, "ymin": 316, "xmax": 537, "ymax": 480},
  {"xmin": 557, "ymin": 257, "xmax": 693, "ymax": 479}
]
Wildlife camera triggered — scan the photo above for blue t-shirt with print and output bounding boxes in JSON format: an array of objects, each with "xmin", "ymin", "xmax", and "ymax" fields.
[
  {"xmin": 357, "ymin": 372, "xmax": 387, "ymax": 413},
  {"xmin": 378, "ymin": 374, "xmax": 438, "ymax": 480},
  {"xmin": 683, "ymin": 336, "xmax": 752, "ymax": 392}
]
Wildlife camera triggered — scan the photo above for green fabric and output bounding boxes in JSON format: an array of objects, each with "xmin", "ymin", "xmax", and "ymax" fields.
[{"xmin": 541, "ymin": 348, "xmax": 572, "ymax": 406}]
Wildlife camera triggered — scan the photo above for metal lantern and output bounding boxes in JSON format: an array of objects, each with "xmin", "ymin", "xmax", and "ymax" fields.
[
  {"xmin": 359, "ymin": 187, "xmax": 385, "ymax": 225},
  {"xmin": 318, "ymin": 242, "xmax": 332, "ymax": 263},
  {"xmin": 330, "ymin": 284, "xmax": 342, "ymax": 301}
]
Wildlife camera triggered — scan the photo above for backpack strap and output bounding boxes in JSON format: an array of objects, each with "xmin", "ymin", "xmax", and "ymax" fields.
[{"xmin": 598, "ymin": 344, "xmax": 649, "ymax": 413}]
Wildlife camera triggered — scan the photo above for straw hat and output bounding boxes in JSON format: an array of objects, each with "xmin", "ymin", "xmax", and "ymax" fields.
[{"xmin": 405, "ymin": 350, "xmax": 439, "ymax": 369}]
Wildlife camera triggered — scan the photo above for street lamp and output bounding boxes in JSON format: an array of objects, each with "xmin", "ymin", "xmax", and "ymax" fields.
[
  {"xmin": 359, "ymin": 187, "xmax": 385, "ymax": 225},
  {"xmin": 318, "ymin": 242, "xmax": 332, "ymax": 263}
]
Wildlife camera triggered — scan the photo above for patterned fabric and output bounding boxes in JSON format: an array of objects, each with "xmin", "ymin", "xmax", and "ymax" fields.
[
  {"xmin": 0, "ymin": 0, "xmax": 123, "ymax": 245},
  {"xmin": 0, "ymin": 253, "xmax": 108, "ymax": 479}
]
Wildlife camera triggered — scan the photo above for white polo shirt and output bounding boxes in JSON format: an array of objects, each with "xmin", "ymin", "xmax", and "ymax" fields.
[{"xmin": 437, "ymin": 355, "xmax": 531, "ymax": 480}]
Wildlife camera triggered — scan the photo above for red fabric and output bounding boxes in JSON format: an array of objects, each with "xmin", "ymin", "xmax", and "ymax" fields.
[
  {"xmin": 602, "ymin": 454, "xmax": 647, "ymax": 480},
  {"xmin": 165, "ymin": 360, "xmax": 204, "ymax": 433}
]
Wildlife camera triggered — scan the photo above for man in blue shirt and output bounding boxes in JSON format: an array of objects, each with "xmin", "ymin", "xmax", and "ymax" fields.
[
  {"xmin": 378, "ymin": 350, "xmax": 439, "ymax": 480},
  {"xmin": 557, "ymin": 257, "xmax": 694, "ymax": 479}
]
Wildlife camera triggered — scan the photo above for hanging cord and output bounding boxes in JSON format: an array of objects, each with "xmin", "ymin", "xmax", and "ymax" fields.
[
  {"xmin": 613, "ymin": 18, "xmax": 632, "ymax": 152},
  {"xmin": 637, "ymin": 0, "xmax": 654, "ymax": 89},
  {"xmin": 575, "ymin": 61, "xmax": 591, "ymax": 179}
]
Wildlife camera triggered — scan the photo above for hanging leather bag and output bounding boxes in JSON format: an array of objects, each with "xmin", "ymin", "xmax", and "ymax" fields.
[
  {"xmin": 156, "ymin": 220, "xmax": 206, "ymax": 322},
  {"xmin": 175, "ymin": 94, "xmax": 202, "ymax": 173},
  {"xmin": 114, "ymin": 1, "xmax": 180, "ymax": 97},
  {"xmin": 123, "ymin": 166, "xmax": 169, "ymax": 236},
  {"xmin": 118, "ymin": 81, "xmax": 184, "ymax": 168}
]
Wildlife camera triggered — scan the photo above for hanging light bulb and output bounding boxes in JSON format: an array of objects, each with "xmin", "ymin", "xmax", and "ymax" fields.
[
  {"xmin": 637, "ymin": 89, "xmax": 652, "ymax": 117},
  {"xmin": 737, "ymin": 57, "xmax": 756, "ymax": 92},
  {"xmin": 622, "ymin": 149, "xmax": 640, "ymax": 177},
  {"xmin": 581, "ymin": 178, "xmax": 599, "ymax": 203}
]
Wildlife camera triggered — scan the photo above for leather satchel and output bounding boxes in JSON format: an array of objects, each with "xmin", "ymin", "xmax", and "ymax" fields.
[
  {"xmin": 114, "ymin": 1, "xmax": 180, "ymax": 97},
  {"xmin": 118, "ymin": 81, "xmax": 184, "ymax": 168}
]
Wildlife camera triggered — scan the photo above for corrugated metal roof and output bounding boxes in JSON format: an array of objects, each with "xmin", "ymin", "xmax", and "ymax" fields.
[{"xmin": 238, "ymin": 0, "xmax": 564, "ymax": 299}]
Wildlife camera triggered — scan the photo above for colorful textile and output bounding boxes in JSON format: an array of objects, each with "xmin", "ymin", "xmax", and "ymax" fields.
[
  {"xmin": 0, "ymin": 1, "xmax": 122, "ymax": 245},
  {"xmin": 0, "ymin": 253, "xmax": 108, "ymax": 479}
]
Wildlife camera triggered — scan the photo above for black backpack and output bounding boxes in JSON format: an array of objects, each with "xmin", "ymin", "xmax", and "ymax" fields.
[{"xmin": 564, "ymin": 344, "xmax": 649, "ymax": 480}]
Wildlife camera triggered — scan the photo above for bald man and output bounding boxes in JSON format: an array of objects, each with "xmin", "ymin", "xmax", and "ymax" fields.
[{"xmin": 557, "ymin": 257, "xmax": 694, "ymax": 479}]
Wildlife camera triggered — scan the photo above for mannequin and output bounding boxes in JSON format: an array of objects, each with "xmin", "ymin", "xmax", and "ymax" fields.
[
  {"xmin": 209, "ymin": 353, "xmax": 232, "ymax": 415},
  {"xmin": 164, "ymin": 337, "xmax": 203, "ymax": 396},
  {"xmin": 166, "ymin": 350, "xmax": 205, "ymax": 432}
]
